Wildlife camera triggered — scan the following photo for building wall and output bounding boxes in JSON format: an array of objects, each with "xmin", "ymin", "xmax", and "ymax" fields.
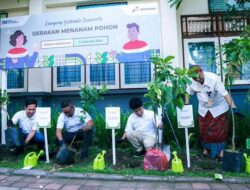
[{"xmin": 0, "ymin": 0, "xmax": 249, "ymax": 115}]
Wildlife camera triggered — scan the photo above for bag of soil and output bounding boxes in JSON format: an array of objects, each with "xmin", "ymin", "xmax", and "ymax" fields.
[{"xmin": 144, "ymin": 148, "xmax": 168, "ymax": 171}]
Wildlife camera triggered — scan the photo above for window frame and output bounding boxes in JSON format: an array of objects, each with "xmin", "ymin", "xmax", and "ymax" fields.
[
  {"xmin": 120, "ymin": 62, "xmax": 154, "ymax": 89},
  {"xmin": 85, "ymin": 63, "xmax": 120, "ymax": 89},
  {"xmin": 7, "ymin": 69, "xmax": 27, "ymax": 93},
  {"xmin": 183, "ymin": 38, "xmax": 221, "ymax": 75},
  {"xmin": 53, "ymin": 66, "xmax": 85, "ymax": 91}
]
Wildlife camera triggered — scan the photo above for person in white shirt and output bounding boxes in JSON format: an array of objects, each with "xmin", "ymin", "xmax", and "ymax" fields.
[
  {"xmin": 185, "ymin": 65, "xmax": 235, "ymax": 161},
  {"xmin": 120, "ymin": 97, "xmax": 162, "ymax": 157},
  {"xmin": 11, "ymin": 99, "xmax": 45, "ymax": 152},
  {"xmin": 56, "ymin": 100, "xmax": 94, "ymax": 160}
]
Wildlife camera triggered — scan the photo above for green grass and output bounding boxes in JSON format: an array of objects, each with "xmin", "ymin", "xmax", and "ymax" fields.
[{"xmin": 1, "ymin": 146, "xmax": 250, "ymax": 178}]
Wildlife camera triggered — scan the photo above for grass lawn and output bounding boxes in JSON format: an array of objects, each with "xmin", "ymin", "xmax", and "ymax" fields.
[{"xmin": 0, "ymin": 145, "xmax": 249, "ymax": 178}]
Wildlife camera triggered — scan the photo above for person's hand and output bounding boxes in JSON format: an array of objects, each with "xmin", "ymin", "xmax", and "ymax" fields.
[
  {"xmin": 232, "ymin": 107, "xmax": 245, "ymax": 118},
  {"xmin": 25, "ymin": 140, "xmax": 29, "ymax": 145},
  {"xmin": 7, "ymin": 119, "xmax": 14, "ymax": 128},
  {"xmin": 82, "ymin": 126, "xmax": 92, "ymax": 132},
  {"xmin": 116, "ymin": 138, "xmax": 125, "ymax": 144},
  {"xmin": 59, "ymin": 139, "xmax": 64, "ymax": 146}
]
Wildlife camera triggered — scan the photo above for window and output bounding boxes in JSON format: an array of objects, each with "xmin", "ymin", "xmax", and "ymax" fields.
[
  {"xmin": 208, "ymin": 0, "xmax": 250, "ymax": 13},
  {"xmin": 7, "ymin": 69, "xmax": 24, "ymax": 89},
  {"xmin": 53, "ymin": 65, "xmax": 84, "ymax": 91},
  {"xmin": 184, "ymin": 38, "xmax": 219, "ymax": 74},
  {"xmin": 221, "ymin": 37, "xmax": 250, "ymax": 84}
]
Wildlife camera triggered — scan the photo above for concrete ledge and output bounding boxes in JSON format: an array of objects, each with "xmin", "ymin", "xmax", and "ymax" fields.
[
  {"xmin": 49, "ymin": 172, "xmax": 88, "ymax": 179},
  {"xmin": 12, "ymin": 169, "xmax": 47, "ymax": 177},
  {"xmin": 0, "ymin": 168, "xmax": 12, "ymax": 175},
  {"xmin": 87, "ymin": 173, "xmax": 128, "ymax": 181},
  {"xmin": 2, "ymin": 167, "xmax": 250, "ymax": 184}
]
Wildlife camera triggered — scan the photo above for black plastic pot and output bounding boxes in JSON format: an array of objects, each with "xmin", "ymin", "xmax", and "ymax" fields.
[
  {"xmin": 56, "ymin": 144, "xmax": 75, "ymax": 165},
  {"xmin": 223, "ymin": 150, "xmax": 244, "ymax": 172},
  {"xmin": 5, "ymin": 127, "xmax": 23, "ymax": 148}
]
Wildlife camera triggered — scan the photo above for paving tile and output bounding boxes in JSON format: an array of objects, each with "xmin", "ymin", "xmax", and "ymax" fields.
[
  {"xmin": 79, "ymin": 185, "xmax": 99, "ymax": 190},
  {"xmin": 155, "ymin": 183, "xmax": 174, "ymax": 189},
  {"xmin": 119, "ymin": 182, "xmax": 137, "ymax": 187},
  {"xmin": 11, "ymin": 182, "xmax": 30, "ymax": 188},
  {"xmin": 0, "ymin": 180, "xmax": 15, "ymax": 186},
  {"xmin": 44, "ymin": 183, "xmax": 63, "ymax": 190},
  {"xmin": 60, "ymin": 184, "xmax": 81, "ymax": 190},
  {"xmin": 0, "ymin": 175, "xmax": 8, "ymax": 180},
  {"xmin": 28, "ymin": 182, "xmax": 47, "ymax": 189},
  {"xmin": 192, "ymin": 183, "xmax": 211, "ymax": 190},
  {"xmin": 209, "ymin": 183, "xmax": 230, "ymax": 190},
  {"xmin": 228, "ymin": 184, "xmax": 249, "ymax": 190},
  {"xmin": 175, "ymin": 182, "xmax": 193, "ymax": 190},
  {"xmin": 5, "ymin": 176, "xmax": 23, "ymax": 182}
]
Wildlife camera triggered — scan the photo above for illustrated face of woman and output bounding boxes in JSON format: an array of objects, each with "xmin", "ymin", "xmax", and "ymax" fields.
[{"xmin": 16, "ymin": 34, "xmax": 24, "ymax": 47}]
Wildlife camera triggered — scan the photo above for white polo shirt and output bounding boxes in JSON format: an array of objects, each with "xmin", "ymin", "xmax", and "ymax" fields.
[
  {"xmin": 56, "ymin": 107, "xmax": 92, "ymax": 133},
  {"xmin": 12, "ymin": 110, "xmax": 37, "ymax": 134},
  {"xmin": 186, "ymin": 71, "xmax": 229, "ymax": 118},
  {"xmin": 125, "ymin": 109, "xmax": 160, "ymax": 138}
]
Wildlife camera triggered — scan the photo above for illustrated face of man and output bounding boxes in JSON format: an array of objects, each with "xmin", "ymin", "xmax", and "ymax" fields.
[
  {"xmin": 133, "ymin": 106, "xmax": 144, "ymax": 117},
  {"xmin": 16, "ymin": 34, "xmax": 24, "ymax": 47},
  {"xmin": 63, "ymin": 105, "xmax": 75, "ymax": 117},
  {"xmin": 25, "ymin": 104, "xmax": 36, "ymax": 118},
  {"xmin": 128, "ymin": 26, "xmax": 139, "ymax": 41}
]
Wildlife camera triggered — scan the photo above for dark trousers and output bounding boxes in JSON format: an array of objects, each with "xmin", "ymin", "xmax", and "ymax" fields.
[
  {"xmin": 62, "ymin": 129, "xmax": 93, "ymax": 159},
  {"xmin": 22, "ymin": 131, "xmax": 45, "ymax": 150}
]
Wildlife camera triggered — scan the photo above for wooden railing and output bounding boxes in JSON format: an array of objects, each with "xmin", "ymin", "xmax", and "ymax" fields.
[{"xmin": 181, "ymin": 13, "xmax": 250, "ymax": 38}]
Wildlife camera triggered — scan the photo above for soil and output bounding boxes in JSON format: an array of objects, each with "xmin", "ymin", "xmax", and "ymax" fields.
[{"xmin": 0, "ymin": 145, "xmax": 224, "ymax": 174}]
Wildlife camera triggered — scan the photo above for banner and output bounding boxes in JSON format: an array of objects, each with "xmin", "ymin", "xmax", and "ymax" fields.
[{"xmin": 0, "ymin": 3, "xmax": 160, "ymax": 70}]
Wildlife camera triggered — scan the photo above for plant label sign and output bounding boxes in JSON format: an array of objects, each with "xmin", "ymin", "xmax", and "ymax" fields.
[
  {"xmin": 176, "ymin": 105, "xmax": 194, "ymax": 128},
  {"xmin": 36, "ymin": 107, "xmax": 51, "ymax": 128},
  {"xmin": 106, "ymin": 107, "xmax": 120, "ymax": 129}
]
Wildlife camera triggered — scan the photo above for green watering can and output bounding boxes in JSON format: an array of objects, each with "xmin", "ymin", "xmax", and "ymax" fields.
[
  {"xmin": 23, "ymin": 150, "xmax": 44, "ymax": 168},
  {"xmin": 93, "ymin": 150, "xmax": 106, "ymax": 170},
  {"xmin": 244, "ymin": 153, "xmax": 250, "ymax": 174},
  {"xmin": 171, "ymin": 151, "xmax": 184, "ymax": 173}
]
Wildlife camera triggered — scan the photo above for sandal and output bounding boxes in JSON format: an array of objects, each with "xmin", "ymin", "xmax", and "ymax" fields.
[
  {"xmin": 216, "ymin": 156, "xmax": 223, "ymax": 164},
  {"xmin": 196, "ymin": 153, "xmax": 209, "ymax": 159}
]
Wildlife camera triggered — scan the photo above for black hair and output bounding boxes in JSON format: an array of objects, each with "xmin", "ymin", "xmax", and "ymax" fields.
[
  {"xmin": 189, "ymin": 65, "xmax": 203, "ymax": 73},
  {"xmin": 61, "ymin": 100, "xmax": 73, "ymax": 108},
  {"xmin": 25, "ymin": 99, "xmax": 37, "ymax": 107},
  {"xmin": 9, "ymin": 30, "xmax": 27, "ymax": 47},
  {"xmin": 129, "ymin": 97, "xmax": 143, "ymax": 110}
]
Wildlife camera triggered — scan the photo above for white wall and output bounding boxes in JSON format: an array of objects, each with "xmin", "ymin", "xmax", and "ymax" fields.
[{"xmin": 176, "ymin": 0, "xmax": 209, "ymax": 68}]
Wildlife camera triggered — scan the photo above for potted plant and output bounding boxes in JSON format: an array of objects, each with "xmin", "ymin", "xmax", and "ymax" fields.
[{"xmin": 221, "ymin": 26, "xmax": 250, "ymax": 172}]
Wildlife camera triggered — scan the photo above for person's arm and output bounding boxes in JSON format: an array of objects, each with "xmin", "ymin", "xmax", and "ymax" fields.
[
  {"xmin": 82, "ymin": 119, "xmax": 94, "ymax": 132},
  {"xmin": 185, "ymin": 93, "xmax": 191, "ymax": 105},
  {"xmin": 56, "ymin": 113, "xmax": 64, "ymax": 141},
  {"xmin": 56, "ymin": 128, "xmax": 63, "ymax": 141},
  {"xmin": 25, "ymin": 129, "xmax": 36, "ymax": 144},
  {"xmin": 224, "ymin": 93, "xmax": 236, "ymax": 108},
  {"xmin": 121, "ymin": 132, "xmax": 127, "ymax": 140},
  {"xmin": 215, "ymin": 76, "xmax": 236, "ymax": 108}
]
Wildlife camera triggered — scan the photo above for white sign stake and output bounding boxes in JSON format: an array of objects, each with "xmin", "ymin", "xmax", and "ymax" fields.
[
  {"xmin": 106, "ymin": 107, "xmax": 120, "ymax": 165},
  {"xmin": 36, "ymin": 107, "xmax": 51, "ymax": 163},
  {"xmin": 177, "ymin": 105, "xmax": 194, "ymax": 168}
]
